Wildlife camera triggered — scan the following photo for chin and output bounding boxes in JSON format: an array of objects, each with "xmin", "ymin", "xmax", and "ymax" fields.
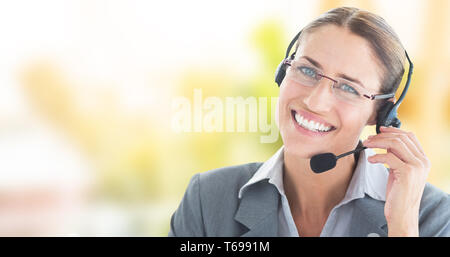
[{"xmin": 283, "ymin": 138, "xmax": 327, "ymax": 159}]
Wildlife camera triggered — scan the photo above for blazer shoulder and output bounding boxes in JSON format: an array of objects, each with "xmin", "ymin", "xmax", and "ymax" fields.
[
  {"xmin": 198, "ymin": 162, "xmax": 263, "ymax": 192},
  {"xmin": 419, "ymin": 183, "xmax": 450, "ymax": 236},
  {"xmin": 421, "ymin": 182, "xmax": 450, "ymax": 212},
  {"xmin": 196, "ymin": 162, "xmax": 264, "ymax": 211},
  {"xmin": 169, "ymin": 162, "xmax": 263, "ymax": 237},
  {"xmin": 198, "ymin": 162, "xmax": 264, "ymax": 236}
]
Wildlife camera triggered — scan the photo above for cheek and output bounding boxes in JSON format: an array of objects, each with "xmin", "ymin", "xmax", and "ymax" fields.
[
  {"xmin": 277, "ymin": 83, "xmax": 300, "ymax": 124},
  {"xmin": 278, "ymin": 81, "xmax": 306, "ymax": 109},
  {"xmin": 336, "ymin": 106, "xmax": 371, "ymax": 134}
]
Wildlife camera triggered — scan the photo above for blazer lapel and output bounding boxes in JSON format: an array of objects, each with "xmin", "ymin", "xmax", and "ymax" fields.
[
  {"xmin": 234, "ymin": 182, "xmax": 389, "ymax": 237},
  {"xmin": 350, "ymin": 195, "xmax": 388, "ymax": 237},
  {"xmin": 234, "ymin": 180, "xmax": 280, "ymax": 237}
]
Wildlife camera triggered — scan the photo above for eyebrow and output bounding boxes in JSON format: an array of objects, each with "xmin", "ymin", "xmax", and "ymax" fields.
[{"xmin": 301, "ymin": 55, "xmax": 366, "ymax": 89}]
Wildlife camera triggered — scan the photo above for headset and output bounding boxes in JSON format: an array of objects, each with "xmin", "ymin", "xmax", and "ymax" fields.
[{"xmin": 274, "ymin": 29, "xmax": 413, "ymax": 134}]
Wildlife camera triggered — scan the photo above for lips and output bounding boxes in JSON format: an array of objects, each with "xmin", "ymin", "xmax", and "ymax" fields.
[{"xmin": 291, "ymin": 109, "xmax": 336, "ymax": 133}]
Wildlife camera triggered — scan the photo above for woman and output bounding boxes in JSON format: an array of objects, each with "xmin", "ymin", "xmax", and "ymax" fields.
[{"xmin": 168, "ymin": 7, "xmax": 450, "ymax": 237}]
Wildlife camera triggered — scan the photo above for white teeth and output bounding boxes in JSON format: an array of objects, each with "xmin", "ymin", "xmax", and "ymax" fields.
[
  {"xmin": 294, "ymin": 112, "xmax": 332, "ymax": 132},
  {"xmin": 314, "ymin": 122, "xmax": 319, "ymax": 130},
  {"xmin": 295, "ymin": 113, "xmax": 301, "ymax": 124}
]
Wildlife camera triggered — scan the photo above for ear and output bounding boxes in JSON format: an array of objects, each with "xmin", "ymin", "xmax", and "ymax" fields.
[{"xmin": 366, "ymin": 97, "xmax": 396, "ymax": 126}]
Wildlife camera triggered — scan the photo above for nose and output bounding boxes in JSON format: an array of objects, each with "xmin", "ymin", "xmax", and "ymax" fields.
[{"xmin": 302, "ymin": 78, "xmax": 335, "ymax": 112}]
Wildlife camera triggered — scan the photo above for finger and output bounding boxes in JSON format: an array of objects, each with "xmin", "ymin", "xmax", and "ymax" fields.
[
  {"xmin": 374, "ymin": 127, "xmax": 431, "ymax": 173},
  {"xmin": 406, "ymin": 132, "xmax": 430, "ymax": 167},
  {"xmin": 368, "ymin": 152, "xmax": 405, "ymax": 170},
  {"xmin": 405, "ymin": 131, "xmax": 426, "ymax": 156},
  {"xmin": 378, "ymin": 127, "xmax": 429, "ymax": 166},
  {"xmin": 363, "ymin": 136, "xmax": 419, "ymax": 165},
  {"xmin": 369, "ymin": 131, "xmax": 423, "ymax": 161},
  {"xmin": 380, "ymin": 126, "xmax": 425, "ymax": 155}
]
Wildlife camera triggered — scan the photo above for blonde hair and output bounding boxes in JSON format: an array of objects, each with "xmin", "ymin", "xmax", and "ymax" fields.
[{"xmin": 295, "ymin": 7, "xmax": 406, "ymax": 111}]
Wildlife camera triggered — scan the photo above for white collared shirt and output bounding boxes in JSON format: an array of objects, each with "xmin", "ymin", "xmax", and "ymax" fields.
[{"xmin": 238, "ymin": 146, "xmax": 389, "ymax": 236}]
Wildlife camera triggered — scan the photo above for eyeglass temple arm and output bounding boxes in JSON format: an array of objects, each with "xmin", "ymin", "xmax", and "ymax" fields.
[
  {"xmin": 283, "ymin": 59, "xmax": 293, "ymax": 66},
  {"xmin": 364, "ymin": 93, "xmax": 396, "ymax": 100}
]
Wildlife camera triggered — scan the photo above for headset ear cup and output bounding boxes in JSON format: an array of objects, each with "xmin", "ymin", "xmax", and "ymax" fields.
[
  {"xmin": 376, "ymin": 101, "xmax": 400, "ymax": 134},
  {"xmin": 275, "ymin": 60, "xmax": 287, "ymax": 87}
]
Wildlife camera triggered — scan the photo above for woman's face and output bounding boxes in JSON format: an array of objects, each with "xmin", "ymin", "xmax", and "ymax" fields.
[{"xmin": 278, "ymin": 25, "xmax": 383, "ymax": 158}]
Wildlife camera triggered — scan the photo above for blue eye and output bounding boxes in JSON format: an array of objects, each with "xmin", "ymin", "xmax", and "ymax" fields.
[
  {"xmin": 339, "ymin": 84, "xmax": 359, "ymax": 95},
  {"xmin": 298, "ymin": 66, "xmax": 317, "ymax": 78}
]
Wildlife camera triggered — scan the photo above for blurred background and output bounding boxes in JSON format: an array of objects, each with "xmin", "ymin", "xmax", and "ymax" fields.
[{"xmin": 0, "ymin": 0, "xmax": 449, "ymax": 236}]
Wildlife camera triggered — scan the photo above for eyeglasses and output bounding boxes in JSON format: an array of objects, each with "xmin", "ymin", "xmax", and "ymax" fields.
[{"xmin": 283, "ymin": 59, "xmax": 395, "ymax": 106}]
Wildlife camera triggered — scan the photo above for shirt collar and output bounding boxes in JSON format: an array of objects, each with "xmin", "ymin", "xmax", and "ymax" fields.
[
  {"xmin": 238, "ymin": 146, "xmax": 285, "ymax": 198},
  {"xmin": 238, "ymin": 145, "xmax": 389, "ymax": 203}
]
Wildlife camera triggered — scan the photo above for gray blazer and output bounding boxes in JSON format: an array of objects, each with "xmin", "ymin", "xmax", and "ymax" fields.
[{"xmin": 168, "ymin": 162, "xmax": 450, "ymax": 237}]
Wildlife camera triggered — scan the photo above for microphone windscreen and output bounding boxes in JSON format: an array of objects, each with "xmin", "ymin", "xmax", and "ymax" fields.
[{"xmin": 310, "ymin": 153, "xmax": 337, "ymax": 173}]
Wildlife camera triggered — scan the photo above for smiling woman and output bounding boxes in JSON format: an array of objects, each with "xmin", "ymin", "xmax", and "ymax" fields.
[{"xmin": 168, "ymin": 7, "xmax": 450, "ymax": 237}]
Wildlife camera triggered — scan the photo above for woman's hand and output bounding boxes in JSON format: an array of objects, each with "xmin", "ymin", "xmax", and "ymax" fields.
[{"xmin": 362, "ymin": 126, "xmax": 431, "ymax": 237}]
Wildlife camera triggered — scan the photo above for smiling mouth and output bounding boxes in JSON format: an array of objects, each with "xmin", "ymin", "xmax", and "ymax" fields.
[{"xmin": 291, "ymin": 110, "xmax": 337, "ymax": 133}]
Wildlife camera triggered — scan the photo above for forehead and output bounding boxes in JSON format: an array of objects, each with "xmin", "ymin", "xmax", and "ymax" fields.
[{"xmin": 295, "ymin": 25, "xmax": 383, "ymax": 92}]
